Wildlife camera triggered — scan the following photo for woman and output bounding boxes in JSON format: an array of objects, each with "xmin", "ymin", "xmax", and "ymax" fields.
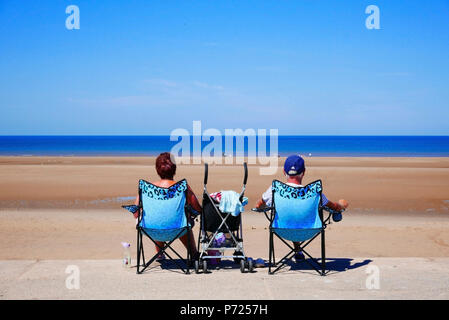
[{"xmin": 133, "ymin": 152, "xmax": 201, "ymax": 260}]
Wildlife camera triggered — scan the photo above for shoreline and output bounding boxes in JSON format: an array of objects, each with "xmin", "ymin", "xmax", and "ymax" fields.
[
  {"xmin": 1, "ymin": 156, "xmax": 449, "ymax": 213},
  {"xmin": 1, "ymin": 135, "xmax": 449, "ymax": 158},
  {"xmin": 2, "ymin": 155, "xmax": 449, "ymax": 165},
  {"xmin": 2, "ymin": 154, "xmax": 449, "ymax": 158}
]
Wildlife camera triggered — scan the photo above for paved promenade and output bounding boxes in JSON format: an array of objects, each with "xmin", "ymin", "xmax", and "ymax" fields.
[{"xmin": 1, "ymin": 258, "xmax": 448, "ymax": 299}]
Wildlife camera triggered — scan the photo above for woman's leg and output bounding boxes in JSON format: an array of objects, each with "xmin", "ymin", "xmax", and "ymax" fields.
[
  {"xmin": 154, "ymin": 231, "xmax": 198, "ymax": 258},
  {"xmin": 154, "ymin": 241, "xmax": 164, "ymax": 255},
  {"xmin": 180, "ymin": 229, "xmax": 198, "ymax": 256}
]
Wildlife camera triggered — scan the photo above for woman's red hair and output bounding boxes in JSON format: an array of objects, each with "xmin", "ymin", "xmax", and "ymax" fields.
[{"xmin": 155, "ymin": 152, "xmax": 176, "ymax": 179}]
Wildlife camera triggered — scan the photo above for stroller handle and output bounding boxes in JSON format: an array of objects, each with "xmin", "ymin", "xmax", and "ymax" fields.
[
  {"xmin": 204, "ymin": 162, "xmax": 247, "ymax": 186},
  {"xmin": 243, "ymin": 162, "xmax": 248, "ymax": 185},
  {"xmin": 204, "ymin": 163, "xmax": 208, "ymax": 185}
]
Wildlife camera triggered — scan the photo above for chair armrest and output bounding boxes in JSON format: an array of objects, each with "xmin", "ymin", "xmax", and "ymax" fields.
[
  {"xmin": 251, "ymin": 207, "xmax": 274, "ymax": 222},
  {"xmin": 321, "ymin": 206, "xmax": 345, "ymax": 225},
  {"xmin": 185, "ymin": 204, "xmax": 200, "ymax": 217},
  {"xmin": 322, "ymin": 206, "xmax": 345, "ymax": 214},
  {"xmin": 251, "ymin": 207, "xmax": 272, "ymax": 213},
  {"xmin": 121, "ymin": 204, "xmax": 141, "ymax": 214}
]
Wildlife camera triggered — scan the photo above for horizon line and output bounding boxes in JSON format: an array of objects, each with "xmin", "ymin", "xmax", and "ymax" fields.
[{"xmin": 1, "ymin": 134, "xmax": 449, "ymax": 137}]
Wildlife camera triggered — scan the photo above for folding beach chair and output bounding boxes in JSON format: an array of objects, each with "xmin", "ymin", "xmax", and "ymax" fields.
[
  {"xmin": 254, "ymin": 180, "xmax": 334, "ymax": 276},
  {"xmin": 134, "ymin": 179, "xmax": 193, "ymax": 274}
]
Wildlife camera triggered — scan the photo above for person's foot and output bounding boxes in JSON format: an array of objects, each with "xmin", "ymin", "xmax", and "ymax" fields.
[
  {"xmin": 294, "ymin": 252, "xmax": 305, "ymax": 263},
  {"xmin": 254, "ymin": 258, "xmax": 266, "ymax": 268}
]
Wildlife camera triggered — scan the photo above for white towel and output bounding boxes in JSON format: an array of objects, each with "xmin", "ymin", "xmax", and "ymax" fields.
[{"xmin": 218, "ymin": 190, "xmax": 248, "ymax": 216}]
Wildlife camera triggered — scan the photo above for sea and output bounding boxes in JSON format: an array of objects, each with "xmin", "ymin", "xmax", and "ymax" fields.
[{"xmin": 0, "ymin": 136, "xmax": 448, "ymax": 157}]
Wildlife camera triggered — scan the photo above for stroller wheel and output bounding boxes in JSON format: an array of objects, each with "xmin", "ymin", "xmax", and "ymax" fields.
[
  {"xmin": 202, "ymin": 260, "xmax": 208, "ymax": 274},
  {"xmin": 247, "ymin": 258, "xmax": 254, "ymax": 273},
  {"xmin": 240, "ymin": 259, "xmax": 246, "ymax": 273},
  {"xmin": 194, "ymin": 260, "xmax": 200, "ymax": 274}
]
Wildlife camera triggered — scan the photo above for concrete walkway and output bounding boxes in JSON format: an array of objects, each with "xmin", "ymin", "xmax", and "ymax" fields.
[{"xmin": 1, "ymin": 258, "xmax": 448, "ymax": 299}]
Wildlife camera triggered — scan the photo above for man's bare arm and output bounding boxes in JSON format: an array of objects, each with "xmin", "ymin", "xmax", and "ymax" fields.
[
  {"xmin": 324, "ymin": 199, "xmax": 349, "ymax": 212},
  {"xmin": 255, "ymin": 198, "xmax": 266, "ymax": 209}
]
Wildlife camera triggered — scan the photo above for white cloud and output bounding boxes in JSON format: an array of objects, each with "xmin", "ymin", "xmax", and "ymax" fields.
[
  {"xmin": 254, "ymin": 66, "xmax": 285, "ymax": 73},
  {"xmin": 144, "ymin": 78, "xmax": 178, "ymax": 87},
  {"xmin": 192, "ymin": 81, "xmax": 224, "ymax": 90}
]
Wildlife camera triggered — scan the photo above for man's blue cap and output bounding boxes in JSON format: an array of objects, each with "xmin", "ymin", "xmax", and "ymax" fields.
[{"xmin": 284, "ymin": 155, "xmax": 305, "ymax": 176}]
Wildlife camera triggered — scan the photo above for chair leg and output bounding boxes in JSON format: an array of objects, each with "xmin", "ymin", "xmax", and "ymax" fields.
[
  {"xmin": 269, "ymin": 230, "xmax": 274, "ymax": 275},
  {"xmin": 141, "ymin": 231, "xmax": 146, "ymax": 266},
  {"xmin": 197, "ymin": 228, "xmax": 201, "ymax": 253},
  {"xmin": 186, "ymin": 229, "xmax": 191, "ymax": 275},
  {"xmin": 136, "ymin": 230, "xmax": 141, "ymax": 274},
  {"xmin": 137, "ymin": 231, "xmax": 148, "ymax": 274},
  {"xmin": 137, "ymin": 228, "xmax": 196, "ymax": 274},
  {"xmin": 321, "ymin": 229, "xmax": 326, "ymax": 276}
]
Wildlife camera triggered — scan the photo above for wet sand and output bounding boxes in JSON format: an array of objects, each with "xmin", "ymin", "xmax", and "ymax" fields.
[{"xmin": 1, "ymin": 156, "xmax": 449, "ymax": 260}]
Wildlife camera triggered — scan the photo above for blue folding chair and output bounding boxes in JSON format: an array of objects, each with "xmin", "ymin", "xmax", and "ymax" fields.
[
  {"xmin": 134, "ymin": 179, "xmax": 193, "ymax": 274},
  {"xmin": 255, "ymin": 180, "xmax": 334, "ymax": 275}
]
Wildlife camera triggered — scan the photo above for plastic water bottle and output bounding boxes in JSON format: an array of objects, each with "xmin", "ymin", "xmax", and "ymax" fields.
[{"xmin": 121, "ymin": 242, "xmax": 131, "ymax": 267}]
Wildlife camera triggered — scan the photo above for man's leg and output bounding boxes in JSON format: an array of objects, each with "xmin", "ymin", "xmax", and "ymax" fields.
[
  {"xmin": 154, "ymin": 241, "xmax": 165, "ymax": 260},
  {"xmin": 293, "ymin": 242, "xmax": 300, "ymax": 251},
  {"xmin": 293, "ymin": 241, "xmax": 305, "ymax": 262}
]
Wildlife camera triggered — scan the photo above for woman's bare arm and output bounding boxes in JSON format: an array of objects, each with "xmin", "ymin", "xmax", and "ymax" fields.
[
  {"xmin": 187, "ymin": 185, "xmax": 202, "ymax": 213},
  {"xmin": 133, "ymin": 193, "xmax": 140, "ymax": 219}
]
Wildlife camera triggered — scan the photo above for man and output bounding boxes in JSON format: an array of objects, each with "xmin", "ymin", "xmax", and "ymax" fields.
[{"xmin": 255, "ymin": 154, "xmax": 349, "ymax": 261}]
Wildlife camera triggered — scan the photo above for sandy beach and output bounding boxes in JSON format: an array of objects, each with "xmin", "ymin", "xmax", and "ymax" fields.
[
  {"xmin": 1, "ymin": 156, "xmax": 449, "ymax": 260},
  {"xmin": 2, "ymin": 1, "xmax": 449, "ymax": 302},
  {"xmin": 1, "ymin": 156, "xmax": 449, "ymax": 300}
]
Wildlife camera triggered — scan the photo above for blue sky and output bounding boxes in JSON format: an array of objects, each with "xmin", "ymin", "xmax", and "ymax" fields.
[{"xmin": 1, "ymin": 0, "xmax": 449, "ymax": 135}]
